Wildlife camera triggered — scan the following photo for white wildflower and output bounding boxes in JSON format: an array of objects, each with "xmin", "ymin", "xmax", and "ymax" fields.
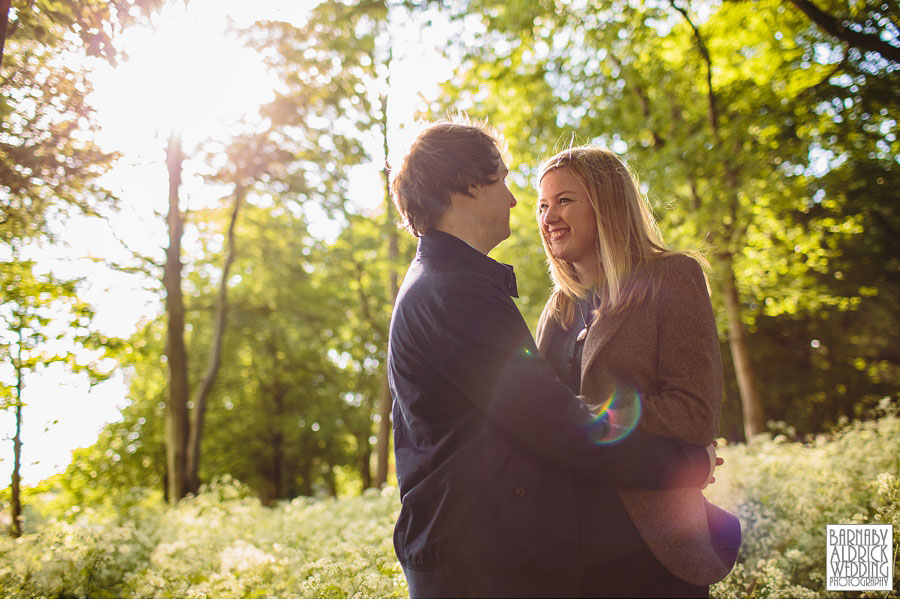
[{"xmin": 219, "ymin": 540, "xmax": 275, "ymax": 573}]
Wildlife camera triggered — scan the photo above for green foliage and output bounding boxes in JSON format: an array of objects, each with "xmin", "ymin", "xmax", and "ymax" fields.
[
  {"xmin": 433, "ymin": 0, "xmax": 900, "ymax": 434},
  {"xmin": 4, "ymin": 0, "xmax": 162, "ymax": 65},
  {"xmin": 238, "ymin": 0, "xmax": 389, "ymax": 218},
  {"xmin": 0, "ymin": 34, "xmax": 118, "ymax": 244},
  {"xmin": 53, "ymin": 0, "xmax": 406, "ymax": 505},
  {"xmin": 66, "ymin": 203, "xmax": 413, "ymax": 504},
  {"xmin": 0, "ymin": 259, "xmax": 120, "ymax": 536},
  {"xmin": 0, "ymin": 260, "xmax": 117, "ymax": 388},
  {"xmin": 191, "ymin": 206, "xmax": 364, "ymax": 501},
  {"xmin": 54, "ymin": 401, "xmax": 167, "ymax": 511}
]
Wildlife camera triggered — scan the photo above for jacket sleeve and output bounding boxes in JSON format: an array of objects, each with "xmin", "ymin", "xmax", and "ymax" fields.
[
  {"xmin": 436, "ymin": 275, "xmax": 710, "ymax": 490},
  {"xmin": 534, "ymin": 300, "xmax": 552, "ymax": 352},
  {"xmin": 638, "ymin": 256, "xmax": 724, "ymax": 446}
]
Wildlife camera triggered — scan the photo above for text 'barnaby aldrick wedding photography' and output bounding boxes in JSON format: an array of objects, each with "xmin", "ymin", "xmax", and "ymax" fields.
[{"xmin": 826, "ymin": 525, "xmax": 894, "ymax": 591}]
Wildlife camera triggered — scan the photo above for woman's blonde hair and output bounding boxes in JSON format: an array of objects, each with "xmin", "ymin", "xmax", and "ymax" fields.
[{"xmin": 537, "ymin": 145, "xmax": 706, "ymax": 328}]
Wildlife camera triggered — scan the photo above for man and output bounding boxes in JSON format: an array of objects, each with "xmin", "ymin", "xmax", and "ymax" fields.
[{"xmin": 387, "ymin": 119, "xmax": 716, "ymax": 598}]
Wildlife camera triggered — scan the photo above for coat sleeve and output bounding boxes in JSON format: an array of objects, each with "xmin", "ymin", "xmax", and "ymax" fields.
[
  {"xmin": 436, "ymin": 275, "xmax": 711, "ymax": 490},
  {"xmin": 639, "ymin": 256, "xmax": 723, "ymax": 446},
  {"xmin": 534, "ymin": 299, "xmax": 553, "ymax": 355}
]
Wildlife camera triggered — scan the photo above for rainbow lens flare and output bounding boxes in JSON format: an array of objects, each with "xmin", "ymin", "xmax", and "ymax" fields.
[{"xmin": 586, "ymin": 386, "xmax": 642, "ymax": 445}]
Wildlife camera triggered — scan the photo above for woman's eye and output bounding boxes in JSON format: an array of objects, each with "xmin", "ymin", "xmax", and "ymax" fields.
[{"xmin": 559, "ymin": 197, "xmax": 572, "ymax": 204}]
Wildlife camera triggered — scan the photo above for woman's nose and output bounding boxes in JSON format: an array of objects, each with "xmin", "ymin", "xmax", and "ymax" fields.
[{"xmin": 542, "ymin": 204, "xmax": 558, "ymax": 224}]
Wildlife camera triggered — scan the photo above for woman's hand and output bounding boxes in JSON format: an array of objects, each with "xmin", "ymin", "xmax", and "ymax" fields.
[{"xmin": 702, "ymin": 440, "xmax": 724, "ymax": 490}]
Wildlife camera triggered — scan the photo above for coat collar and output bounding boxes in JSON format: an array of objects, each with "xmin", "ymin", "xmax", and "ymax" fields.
[
  {"xmin": 417, "ymin": 229, "xmax": 518, "ymax": 298},
  {"xmin": 581, "ymin": 307, "xmax": 629, "ymax": 381}
]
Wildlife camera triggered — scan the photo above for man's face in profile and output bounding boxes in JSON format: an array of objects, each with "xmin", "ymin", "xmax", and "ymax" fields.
[{"xmin": 469, "ymin": 158, "xmax": 518, "ymax": 250}]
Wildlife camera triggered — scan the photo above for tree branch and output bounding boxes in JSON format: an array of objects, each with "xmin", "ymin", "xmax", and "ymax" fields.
[
  {"xmin": 185, "ymin": 184, "xmax": 245, "ymax": 494},
  {"xmin": 788, "ymin": 0, "xmax": 900, "ymax": 64},
  {"xmin": 96, "ymin": 213, "xmax": 163, "ymax": 269},
  {"xmin": 669, "ymin": 0, "xmax": 719, "ymax": 133},
  {"xmin": 606, "ymin": 50, "xmax": 666, "ymax": 148}
]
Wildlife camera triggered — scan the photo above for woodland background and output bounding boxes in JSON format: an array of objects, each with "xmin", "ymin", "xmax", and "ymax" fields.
[{"xmin": 0, "ymin": 0, "xmax": 898, "ymax": 597}]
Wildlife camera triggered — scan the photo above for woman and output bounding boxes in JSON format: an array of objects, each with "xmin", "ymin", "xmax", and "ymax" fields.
[{"xmin": 534, "ymin": 146, "xmax": 741, "ymax": 597}]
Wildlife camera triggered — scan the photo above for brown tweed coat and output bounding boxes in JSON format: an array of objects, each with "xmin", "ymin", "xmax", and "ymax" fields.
[{"xmin": 536, "ymin": 253, "xmax": 741, "ymax": 586}]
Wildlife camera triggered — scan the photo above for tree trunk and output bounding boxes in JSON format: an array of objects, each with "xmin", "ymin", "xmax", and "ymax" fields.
[
  {"xmin": 10, "ymin": 392, "xmax": 22, "ymax": 538},
  {"xmin": 375, "ymin": 83, "xmax": 397, "ymax": 487},
  {"xmin": 0, "ymin": 0, "xmax": 11, "ymax": 75},
  {"xmin": 671, "ymin": 8, "xmax": 764, "ymax": 439},
  {"xmin": 270, "ymin": 386, "xmax": 285, "ymax": 501},
  {"xmin": 326, "ymin": 465, "xmax": 337, "ymax": 497},
  {"xmin": 297, "ymin": 464, "xmax": 313, "ymax": 497},
  {"xmin": 348, "ymin": 262, "xmax": 381, "ymax": 489},
  {"xmin": 262, "ymin": 428, "xmax": 284, "ymax": 504},
  {"xmin": 375, "ymin": 364, "xmax": 393, "ymax": 486},
  {"xmin": 9, "ymin": 327, "xmax": 23, "ymax": 538},
  {"xmin": 163, "ymin": 131, "xmax": 190, "ymax": 502},
  {"xmin": 358, "ymin": 428, "xmax": 372, "ymax": 490},
  {"xmin": 185, "ymin": 185, "xmax": 244, "ymax": 494},
  {"xmin": 720, "ymin": 254, "xmax": 766, "ymax": 438}
]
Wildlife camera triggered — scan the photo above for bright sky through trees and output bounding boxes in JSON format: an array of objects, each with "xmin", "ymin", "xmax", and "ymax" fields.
[{"xmin": 0, "ymin": 0, "xmax": 452, "ymax": 488}]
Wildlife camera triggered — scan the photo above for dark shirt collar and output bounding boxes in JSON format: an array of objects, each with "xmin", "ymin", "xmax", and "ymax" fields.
[{"xmin": 417, "ymin": 229, "xmax": 518, "ymax": 298}]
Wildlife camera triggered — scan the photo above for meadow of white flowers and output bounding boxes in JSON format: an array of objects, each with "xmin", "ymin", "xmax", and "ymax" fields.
[
  {"xmin": 2, "ymin": 402, "xmax": 898, "ymax": 598},
  {"xmin": 707, "ymin": 401, "xmax": 900, "ymax": 599},
  {"xmin": 0, "ymin": 479, "xmax": 406, "ymax": 598}
]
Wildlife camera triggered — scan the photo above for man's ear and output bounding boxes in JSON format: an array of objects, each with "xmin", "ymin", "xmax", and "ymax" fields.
[{"xmin": 465, "ymin": 182, "xmax": 482, "ymax": 200}]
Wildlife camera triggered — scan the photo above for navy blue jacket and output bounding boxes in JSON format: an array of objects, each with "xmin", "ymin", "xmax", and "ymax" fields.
[{"xmin": 387, "ymin": 230, "xmax": 711, "ymax": 596}]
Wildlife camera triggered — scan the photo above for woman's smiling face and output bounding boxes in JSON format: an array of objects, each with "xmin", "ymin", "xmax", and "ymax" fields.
[{"xmin": 538, "ymin": 167, "xmax": 598, "ymax": 265}]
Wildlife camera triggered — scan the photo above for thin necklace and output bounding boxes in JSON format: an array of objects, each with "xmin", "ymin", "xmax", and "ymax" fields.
[{"xmin": 576, "ymin": 298, "xmax": 592, "ymax": 342}]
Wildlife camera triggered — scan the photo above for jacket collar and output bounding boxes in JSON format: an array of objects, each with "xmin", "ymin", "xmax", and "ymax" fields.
[
  {"xmin": 417, "ymin": 229, "xmax": 518, "ymax": 298},
  {"xmin": 581, "ymin": 308, "xmax": 628, "ymax": 379}
]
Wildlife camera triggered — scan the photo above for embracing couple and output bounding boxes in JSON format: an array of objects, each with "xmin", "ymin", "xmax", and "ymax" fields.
[{"xmin": 386, "ymin": 118, "xmax": 741, "ymax": 598}]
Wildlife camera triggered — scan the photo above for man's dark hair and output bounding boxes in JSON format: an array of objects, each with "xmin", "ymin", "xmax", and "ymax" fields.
[{"xmin": 390, "ymin": 118, "xmax": 505, "ymax": 237}]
